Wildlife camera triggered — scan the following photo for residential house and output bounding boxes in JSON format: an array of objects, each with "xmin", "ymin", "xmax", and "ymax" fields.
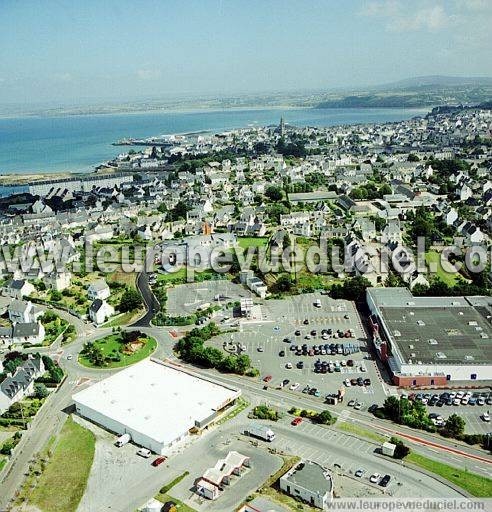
[
  {"xmin": 89, "ymin": 299, "xmax": 115, "ymax": 325},
  {"xmin": 0, "ymin": 355, "xmax": 45, "ymax": 413},
  {"xmin": 87, "ymin": 279, "xmax": 111, "ymax": 301},
  {"xmin": 3, "ymin": 279, "xmax": 35, "ymax": 299},
  {"xmin": 7, "ymin": 300, "xmax": 43, "ymax": 324}
]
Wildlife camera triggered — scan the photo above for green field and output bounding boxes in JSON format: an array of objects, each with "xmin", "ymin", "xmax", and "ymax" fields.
[
  {"xmin": 78, "ymin": 333, "xmax": 157, "ymax": 368},
  {"xmin": 406, "ymin": 452, "xmax": 492, "ymax": 497},
  {"xmin": 28, "ymin": 416, "xmax": 95, "ymax": 512},
  {"xmin": 336, "ymin": 421, "xmax": 387, "ymax": 443},
  {"xmin": 238, "ymin": 237, "xmax": 269, "ymax": 249},
  {"xmin": 0, "ymin": 456, "xmax": 7, "ymax": 472},
  {"xmin": 425, "ymin": 251, "xmax": 462, "ymax": 287}
]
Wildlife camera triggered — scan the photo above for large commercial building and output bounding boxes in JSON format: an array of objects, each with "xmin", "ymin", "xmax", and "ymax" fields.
[
  {"xmin": 367, "ymin": 288, "xmax": 492, "ymax": 386},
  {"xmin": 72, "ymin": 359, "xmax": 240, "ymax": 454}
]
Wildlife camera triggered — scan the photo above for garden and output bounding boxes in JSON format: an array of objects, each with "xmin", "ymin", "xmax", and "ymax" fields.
[{"xmin": 78, "ymin": 330, "xmax": 157, "ymax": 368}]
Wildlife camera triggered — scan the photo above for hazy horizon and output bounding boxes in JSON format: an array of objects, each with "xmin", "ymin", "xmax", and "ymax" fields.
[{"xmin": 1, "ymin": 0, "xmax": 492, "ymax": 107}]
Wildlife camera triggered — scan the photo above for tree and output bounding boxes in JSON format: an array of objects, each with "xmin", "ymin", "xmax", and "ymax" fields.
[
  {"xmin": 119, "ymin": 288, "xmax": 142, "ymax": 312},
  {"xmin": 314, "ymin": 410, "xmax": 336, "ymax": 425},
  {"xmin": 50, "ymin": 290, "xmax": 62, "ymax": 302},
  {"xmin": 273, "ymin": 275, "xmax": 293, "ymax": 293},
  {"xmin": 34, "ymin": 383, "xmax": 49, "ymax": 399},
  {"xmin": 265, "ymin": 185, "xmax": 283, "ymax": 202},
  {"xmin": 390, "ymin": 437, "xmax": 410, "ymax": 459},
  {"xmin": 407, "ymin": 153, "xmax": 420, "ymax": 162},
  {"xmin": 442, "ymin": 414, "xmax": 465, "ymax": 438}
]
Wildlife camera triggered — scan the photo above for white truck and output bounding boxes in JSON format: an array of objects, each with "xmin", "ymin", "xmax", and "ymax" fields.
[
  {"xmin": 115, "ymin": 433, "xmax": 131, "ymax": 447},
  {"xmin": 382, "ymin": 441, "xmax": 396, "ymax": 457},
  {"xmin": 245, "ymin": 423, "xmax": 276, "ymax": 442}
]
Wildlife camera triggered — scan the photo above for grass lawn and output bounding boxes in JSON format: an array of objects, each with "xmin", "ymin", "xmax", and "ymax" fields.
[
  {"xmin": 336, "ymin": 421, "xmax": 387, "ymax": 443},
  {"xmin": 406, "ymin": 452, "xmax": 492, "ymax": 497},
  {"xmin": 28, "ymin": 416, "xmax": 95, "ymax": 512},
  {"xmin": 238, "ymin": 236, "xmax": 269, "ymax": 250},
  {"xmin": 425, "ymin": 251, "xmax": 463, "ymax": 287},
  {"xmin": 78, "ymin": 333, "xmax": 157, "ymax": 368},
  {"xmin": 0, "ymin": 456, "xmax": 7, "ymax": 472},
  {"xmin": 157, "ymin": 267, "xmax": 188, "ymax": 283},
  {"xmin": 101, "ymin": 310, "xmax": 141, "ymax": 327},
  {"xmin": 156, "ymin": 493, "xmax": 197, "ymax": 512}
]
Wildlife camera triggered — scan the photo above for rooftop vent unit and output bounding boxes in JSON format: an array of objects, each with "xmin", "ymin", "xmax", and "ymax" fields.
[
  {"xmin": 480, "ymin": 333, "xmax": 489, "ymax": 339},
  {"xmin": 409, "ymin": 344, "xmax": 414, "ymax": 349},
  {"xmin": 436, "ymin": 352, "xmax": 447, "ymax": 359},
  {"xmin": 459, "ymin": 311, "xmax": 464, "ymax": 315},
  {"xmin": 409, "ymin": 311, "xmax": 415, "ymax": 316},
  {"xmin": 464, "ymin": 355, "xmax": 474, "ymax": 361},
  {"xmin": 452, "ymin": 301, "xmax": 460, "ymax": 306},
  {"xmin": 428, "ymin": 339, "xmax": 438, "ymax": 345},
  {"xmin": 407, "ymin": 301, "xmax": 415, "ymax": 306},
  {"xmin": 394, "ymin": 330, "xmax": 401, "ymax": 337},
  {"xmin": 410, "ymin": 352, "xmax": 416, "ymax": 358},
  {"xmin": 468, "ymin": 321, "xmax": 478, "ymax": 326},
  {"xmin": 417, "ymin": 320, "xmax": 425, "ymax": 326}
]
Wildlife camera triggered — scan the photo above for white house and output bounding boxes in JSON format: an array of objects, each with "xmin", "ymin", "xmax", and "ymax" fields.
[
  {"xmin": 0, "ymin": 356, "xmax": 45, "ymax": 413},
  {"xmin": 7, "ymin": 300, "xmax": 43, "ymax": 324},
  {"xmin": 279, "ymin": 460, "xmax": 333, "ymax": 510},
  {"xmin": 89, "ymin": 299, "xmax": 115, "ymax": 325},
  {"xmin": 11, "ymin": 322, "xmax": 46, "ymax": 346},
  {"xmin": 87, "ymin": 279, "xmax": 111, "ymax": 301},
  {"xmin": 44, "ymin": 271, "xmax": 72, "ymax": 292},
  {"xmin": 3, "ymin": 280, "xmax": 35, "ymax": 300}
]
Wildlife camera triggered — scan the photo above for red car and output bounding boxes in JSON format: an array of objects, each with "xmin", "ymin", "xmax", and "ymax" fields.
[
  {"xmin": 291, "ymin": 417, "xmax": 302, "ymax": 426},
  {"xmin": 263, "ymin": 375, "xmax": 272, "ymax": 382},
  {"xmin": 152, "ymin": 456, "xmax": 167, "ymax": 467}
]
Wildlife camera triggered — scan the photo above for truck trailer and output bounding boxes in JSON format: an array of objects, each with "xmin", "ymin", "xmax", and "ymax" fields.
[{"xmin": 245, "ymin": 423, "xmax": 276, "ymax": 442}]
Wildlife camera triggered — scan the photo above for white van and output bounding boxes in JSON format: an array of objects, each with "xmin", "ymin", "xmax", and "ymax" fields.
[
  {"xmin": 115, "ymin": 433, "xmax": 131, "ymax": 447},
  {"xmin": 137, "ymin": 448, "xmax": 151, "ymax": 458}
]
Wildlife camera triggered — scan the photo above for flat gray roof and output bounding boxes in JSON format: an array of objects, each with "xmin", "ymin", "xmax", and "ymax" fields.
[
  {"xmin": 380, "ymin": 304, "xmax": 492, "ymax": 365},
  {"xmin": 284, "ymin": 461, "xmax": 332, "ymax": 494}
]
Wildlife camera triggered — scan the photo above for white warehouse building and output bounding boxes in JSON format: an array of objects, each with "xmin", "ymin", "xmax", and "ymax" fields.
[{"xmin": 72, "ymin": 359, "xmax": 240, "ymax": 454}]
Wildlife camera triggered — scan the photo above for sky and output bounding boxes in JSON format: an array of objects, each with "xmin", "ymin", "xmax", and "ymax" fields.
[{"xmin": 0, "ymin": 0, "xmax": 491, "ymax": 105}]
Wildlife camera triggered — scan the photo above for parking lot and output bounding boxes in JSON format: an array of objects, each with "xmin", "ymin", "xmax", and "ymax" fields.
[
  {"xmin": 403, "ymin": 391, "xmax": 492, "ymax": 434},
  {"xmin": 166, "ymin": 280, "xmax": 254, "ymax": 316},
  {"xmin": 259, "ymin": 417, "xmax": 462, "ymax": 498},
  {"xmin": 211, "ymin": 293, "xmax": 388, "ymax": 409}
]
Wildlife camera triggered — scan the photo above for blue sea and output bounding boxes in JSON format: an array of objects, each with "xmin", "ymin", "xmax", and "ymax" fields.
[{"xmin": 0, "ymin": 107, "xmax": 427, "ymax": 175}]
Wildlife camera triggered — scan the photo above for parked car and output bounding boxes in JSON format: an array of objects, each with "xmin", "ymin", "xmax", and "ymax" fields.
[
  {"xmin": 347, "ymin": 399, "xmax": 356, "ymax": 407},
  {"xmin": 263, "ymin": 375, "xmax": 272, "ymax": 382},
  {"xmin": 344, "ymin": 378, "xmax": 351, "ymax": 387},
  {"xmin": 302, "ymin": 385, "xmax": 310, "ymax": 394},
  {"xmin": 354, "ymin": 401, "xmax": 363, "ymax": 410},
  {"xmin": 137, "ymin": 448, "xmax": 151, "ymax": 458},
  {"xmin": 257, "ymin": 347, "xmax": 264, "ymax": 352},
  {"xmin": 290, "ymin": 382, "xmax": 300, "ymax": 391},
  {"xmin": 370, "ymin": 473, "xmax": 380, "ymax": 484},
  {"xmin": 282, "ymin": 379, "xmax": 290, "ymax": 386},
  {"xmin": 355, "ymin": 468, "xmax": 365, "ymax": 478},
  {"xmin": 379, "ymin": 474, "xmax": 391, "ymax": 487},
  {"xmin": 291, "ymin": 417, "xmax": 302, "ymax": 426},
  {"xmin": 279, "ymin": 350, "xmax": 285, "ymax": 357},
  {"xmin": 363, "ymin": 378, "xmax": 371, "ymax": 386},
  {"xmin": 152, "ymin": 456, "xmax": 167, "ymax": 467},
  {"xmin": 481, "ymin": 411, "xmax": 490, "ymax": 422},
  {"xmin": 357, "ymin": 377, "xmax": 364, "ymax": 386},
  {"xmin": 296, "ymin": 361, "xmax": 304, "ymax": 369},
  {"xmin": 285, "ymin": 362, "xmax": 293, "ymax": 369}
]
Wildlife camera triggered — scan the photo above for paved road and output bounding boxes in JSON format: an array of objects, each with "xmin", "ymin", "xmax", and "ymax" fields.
[
  {"xmin": 131, "ymin": 272, "xmax": 160, "ymax": 327},
  {"xmin": 181, "ymin": 365, "xmax": 492, "ymax": 477}
]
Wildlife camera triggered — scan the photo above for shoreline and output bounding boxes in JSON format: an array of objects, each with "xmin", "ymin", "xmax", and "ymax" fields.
[{"xmin": 0, "ymin": 104, "xmax": 429, "ymax": 121}]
